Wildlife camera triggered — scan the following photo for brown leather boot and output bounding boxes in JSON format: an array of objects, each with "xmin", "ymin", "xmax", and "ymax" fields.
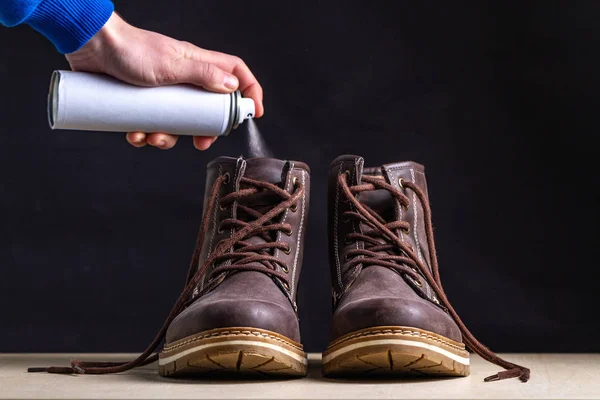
[
  {"xmin": 28, "ymin": 157, "xmax": 311, "ymax": 377},
  {"xmin": 322, "ymin": 155, "xmax": 529, "ymax": 382},
  {"xmin": 158, "ymin": 157, "xmax": 311, "ymax": 377}
]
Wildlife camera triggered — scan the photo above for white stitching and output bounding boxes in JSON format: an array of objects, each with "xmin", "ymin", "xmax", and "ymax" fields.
[
  {"xmin": 282, "ymin": 162, "xmax": 294, "ymax": 230},
  {"xmin": 411, "ymin": 168, "xmax": 430, "ymax": 297},
  {"xmin": 351, "ymin": 164, "xmax": 359, "ymax": 252},
  {"xmin": 398, "ymin": 175, "xmax": 404, "ymax": 243},
  {"xmin": 163, "ymin": 330, "xmax": 303, "ymax": 352},
  {"xmin": 327, "ymin": 328, "xmax": 466, "ymax": 352},
  {"xmin": 386, "ymin": 165, "xmax": 425, "ymax": 173},
  {"xmin": 208, "ymin": 164, "xmax": 224, "ymax": 256},
  {"xmin": 410, "ymin": 168, "xmax": 422, "ymax": 264},
  {"xmin": 275, "ymin": 162, "xmax": 293, "ymax": 258},
  {"xmin": 291, "ymin": 169, "xmax": 305, "ymax": 297},
  {"xmin": 385, "ymin": 167, "xmax": 405, "ymax": 244},
  {"xmin": 273, "ymin": 162, "xmax": 294, "ymax": 299},
  {"xmin": 199, "ymin": 165, "xmax": 223, "ymax": 292},
  {"xmin": 349, "ymin": 161, "xmax": 363, "ymax": 285},
  {"xmin": 225, "ymin": 158, "xmax": 244, "ymax": 270},
  {"xmin": 333, "ymin": 163, "xmax": 344, "ymax": 290}
]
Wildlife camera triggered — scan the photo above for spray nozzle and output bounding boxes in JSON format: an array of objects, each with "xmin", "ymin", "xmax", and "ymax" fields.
[{"xmin": 238, "ymin": 98, "xmax": 256, "ymax": 125}]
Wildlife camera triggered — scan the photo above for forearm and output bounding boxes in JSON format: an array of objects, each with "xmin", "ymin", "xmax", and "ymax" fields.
[{"xmin": 0, "ymin": 0, "xmax": 114, "ymax": 54}]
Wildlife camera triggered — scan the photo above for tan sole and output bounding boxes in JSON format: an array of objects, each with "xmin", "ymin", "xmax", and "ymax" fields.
[
  {"xmin": 322, "ymin": 326, "xmax": 470, "ymax": 378},
  {"xmin": 159, "ymin": 327, "xmax": 308, "ymax": 378}
]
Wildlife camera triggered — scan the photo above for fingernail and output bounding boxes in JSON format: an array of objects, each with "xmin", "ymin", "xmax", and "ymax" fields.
[
  {"xmin": 224, "ymin": 75, "xmax": 238, "ymax": 89},
  {"xmin": 159, "ymin": 140, "xmax": 167, "ymax": 148}
]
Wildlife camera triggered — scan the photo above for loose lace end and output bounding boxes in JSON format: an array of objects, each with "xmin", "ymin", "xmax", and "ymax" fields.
[
  {"xmin": 27, "ymin": 366, "xmax": 82, "ymax": 374},
  {"xmin": 484, "ymin": 367, "xmax": 530, "ymax": 383}
]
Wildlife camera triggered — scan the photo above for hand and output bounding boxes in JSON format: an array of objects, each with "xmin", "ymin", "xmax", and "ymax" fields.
[{"xmin": 65, "ymin": 12, "xmax": 264, "ymax": 150}]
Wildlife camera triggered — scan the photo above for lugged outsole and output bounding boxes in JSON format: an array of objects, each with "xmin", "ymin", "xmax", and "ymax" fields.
[
  {"xmin": 158, "ymin": 327, "xmax": 308, "ymax": 378},
  {"xmin": 322, "ymin": 326, "xmax": 470, "ymax": 378}
]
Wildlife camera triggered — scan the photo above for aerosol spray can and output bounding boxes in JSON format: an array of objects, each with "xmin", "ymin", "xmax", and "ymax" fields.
[{"xmin": 48, "ymin": 70, "xmax": 255, "ymax": 136}]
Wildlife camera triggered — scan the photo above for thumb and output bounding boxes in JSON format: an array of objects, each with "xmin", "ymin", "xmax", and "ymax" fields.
[{"xmin": 174, "ymin": 60, "xmax": 239, "ymax": 93}]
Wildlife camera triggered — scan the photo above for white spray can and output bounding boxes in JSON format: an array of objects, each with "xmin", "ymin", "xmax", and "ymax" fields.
[{"xmin": 48, "ymin": 70, "xmax": 255, "ymax": 136}]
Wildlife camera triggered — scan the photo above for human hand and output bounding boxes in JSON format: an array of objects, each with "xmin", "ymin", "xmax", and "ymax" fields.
[{"xmin": 64, "ymin": 12, "xmax": 264, "ymax": 150}]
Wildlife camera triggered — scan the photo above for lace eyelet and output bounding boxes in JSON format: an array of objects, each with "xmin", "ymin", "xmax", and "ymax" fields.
[
  {"xmin": 222, "ymin": 172, "xmax": 230, "ymax": 185},
  {"xmin": 284, "ymin": 228, "xmax": 293, "ymax": 237},
  {"xmin": 283, "ymin": 246, "xmax": 291, "ymax": 255},
  {"xmin": 344, "ymin": 253, "xmax": 352, "ymax": 261},
  {"xmin": 217, "ymin": 225, "xmax": 224, "ymax": 234},
  {"xmin": 290, "ymin": 203, "xmax": 297, "ymax": 212},
  {"xmin": 344, "ymin": 236, "xmax": 353, "ymax": 245},
  {"xmin": 292, "ymin": 176, "xmax": 298, "ymax": 186},
  {"xmin": 398, "ymin": 177, "xmax": 404, "ymax": 188},
  {"xmin": 413, "ymin": 278, "xmax": 423, "ymax": 288},
  {"xmin": 432, "ymin": 296, "xmax": 440, "ymax": 304},
  {"xmin": 219, "ymin": 203, "xmax": 227, "ymax": 212},
  {"xmin": 402, "ymin": 227, "xmax": 410, "ymax": 234},
  {"xmin": 283, "ymin": 281, "xmax": 290, "ymax": 290},
  {"xmin": 282, "ymin": 265, "xmax": 289, "ymax": 272},
  {"xmin": 402, "ymin": 202, "xmax": 410, "ymax": 211},
  {"xmin": 341, "ymin": 214, "xmax": 350, "ymax": 224}
]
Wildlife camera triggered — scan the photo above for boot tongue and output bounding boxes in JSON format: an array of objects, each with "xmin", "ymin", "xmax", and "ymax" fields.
[
  {"xmin": 359, "ymin": 174, "xmax": 395, "ymax": 221},
  {"xmin": 358, "ymin": 170, "xmax": 396, "ymax": 229},
  {"xmin": 242, "ymin": 158, "xmax": 287, "ymax": 184},
  {"xmin": 357, "ymin": 168, "xmax": 399, "ymax": 259},
  {"xmin": 233, "ymin": 158, "xmax": 288, "ymax": 269}
]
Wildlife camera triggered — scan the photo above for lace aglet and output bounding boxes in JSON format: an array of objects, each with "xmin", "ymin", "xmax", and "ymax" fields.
[
  {"xmin": 484, "ymin": 373, "xmax": 500, "ymax": 382},
  {"xmin": 484, "ymin": 367, "xmax": 530, "ymax": 383},
  {"xmin": 27, "ymin": 367, "xmax": 50, "ymax": 373},
  {"xmin": 27, "ymin": 366, "xmax": 82, "ymax": 374}
]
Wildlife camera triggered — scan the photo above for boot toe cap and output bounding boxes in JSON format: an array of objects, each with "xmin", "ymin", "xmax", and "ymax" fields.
[
  {"xmin": 331, "ymin": 297, "xmax": 463, "ymax": 343},
  {"xmin": 166, "ymin": 297, "xmax": 300, "ymax": 344}
]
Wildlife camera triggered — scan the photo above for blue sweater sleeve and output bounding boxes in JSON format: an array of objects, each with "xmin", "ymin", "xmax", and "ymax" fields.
[{"xmin": 0, "ymin": 0, "xmax": 114, "ymax": 54}]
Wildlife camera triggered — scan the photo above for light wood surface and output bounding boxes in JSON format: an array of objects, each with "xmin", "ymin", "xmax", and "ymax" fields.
[{"xmin": 1, "ymin": 353, "xmax": 598, "ymax": 399}]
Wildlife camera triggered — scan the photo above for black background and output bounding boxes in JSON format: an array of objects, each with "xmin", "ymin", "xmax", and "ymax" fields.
[{"xmin": 0, "ymin": 1, "xmax": 597, "ymax": 353}]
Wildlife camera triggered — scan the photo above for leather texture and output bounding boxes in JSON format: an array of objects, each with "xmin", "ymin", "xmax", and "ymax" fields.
[
  {"xmin": 327, "ymin": 155, "xmax": 462, "ymax": 342},
  {"xmin": 166, "ymin": 157, "xmax": 310, "ymax": 344}
]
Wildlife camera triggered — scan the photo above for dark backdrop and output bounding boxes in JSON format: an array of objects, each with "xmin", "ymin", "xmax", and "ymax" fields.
[{"xmin": 1, "ymin": 1, "xmax": 597, "ymax": 353}]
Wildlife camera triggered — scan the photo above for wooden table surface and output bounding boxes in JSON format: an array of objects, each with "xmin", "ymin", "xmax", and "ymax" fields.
[{"xmin": 1, "ymin": 353, "xmax": 598, "ymax": 399}]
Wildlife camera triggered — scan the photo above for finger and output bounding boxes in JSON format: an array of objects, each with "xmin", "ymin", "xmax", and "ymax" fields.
[
  {"xmin": 193, "ymin": 136, "xmax": 217, "ymax": 151},
  {"xmin": 171, "ymin": 44, "xmax": 263, "ymax": 115},
  {"xmin": 146, "ymin": 133, "xmax": 179, "ymax": 150},
  {"xmin": 193, "ymin": 50, "xmax": 264, "ymax": 117},
  {"xmin": 126, "ymin": 132, "xmax": 147, "ymax": 147},
  {"xmin": 169, "ymin": 56, "xmax": 239, "ymax": 93},
  {"xmin": 232, "ymin": 64, "xmax": 264, "ymax": 118}
]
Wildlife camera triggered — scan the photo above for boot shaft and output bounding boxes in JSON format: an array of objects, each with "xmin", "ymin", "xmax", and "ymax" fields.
[
  {"xmin": 327, "ymin": 155, "xmax": 437, "ymax": 306},
  {"xmin": 194, "ymin": 156, "xmax": 311, "ymax": 302}
]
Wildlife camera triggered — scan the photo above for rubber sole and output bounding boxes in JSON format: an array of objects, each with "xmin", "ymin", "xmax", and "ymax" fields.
[
  {"xmin": 159, "ymin": 327, "xmax": 308, "ymax": 378},
  {"xmin": 322, "ymin": 326, "xmax": 470, "ymax": 378}
]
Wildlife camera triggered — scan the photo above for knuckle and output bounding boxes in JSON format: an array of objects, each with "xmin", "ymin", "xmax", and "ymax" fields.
[
  {"xmin": 201, "ymin": 63, "xmax": 219, "ymax": 83},
  {"xmin": 230, "ymin": 55, "xmax": 244, "ymax": 65},
  {"xmin": 234, "ymin": 57, "xmax": 250, "ymax": 72}
]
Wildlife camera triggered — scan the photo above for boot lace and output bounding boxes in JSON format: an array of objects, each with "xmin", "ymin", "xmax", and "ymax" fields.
[
  {"xmin": 28, "ymin": 173, "xmax": 304, "ymax": 374},
  {"xmin": 202, "ymin": 177, "xmax": 296, "ymax": 289},
  {"xmin": 338, "ymin": 173, "xmax": 530, "ymax": 383}
]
